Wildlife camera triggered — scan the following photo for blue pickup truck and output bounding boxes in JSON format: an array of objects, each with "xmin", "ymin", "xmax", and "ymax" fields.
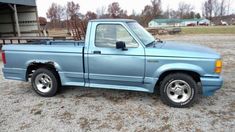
[{"xmin": 1, "ymin": 19, "xmax": 223, "ymax": 107}]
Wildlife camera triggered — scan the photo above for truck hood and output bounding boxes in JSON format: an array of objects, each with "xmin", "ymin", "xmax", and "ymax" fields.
[{"xmin": 146, "ymin": 41, "xmax": 221, "ymax": 59}]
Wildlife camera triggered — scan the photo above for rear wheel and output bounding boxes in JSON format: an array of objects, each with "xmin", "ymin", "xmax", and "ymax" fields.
[
  {"xmin": 160, "ymin": 73, "xmax": 198, "ymax": 108},
  {"xmin": 31, "ymin": 68, "xmax": 59, "ymax": 97}
]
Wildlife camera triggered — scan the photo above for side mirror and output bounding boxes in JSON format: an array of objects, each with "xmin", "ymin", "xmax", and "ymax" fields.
[{"xmin": 116, "ymin": 41, "xmax": 128, "ymax": 51}]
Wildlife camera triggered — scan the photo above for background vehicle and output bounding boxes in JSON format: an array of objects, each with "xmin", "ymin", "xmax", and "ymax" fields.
[
  {"xmin": 187, "ymin": 23, "xmax": 196, "ymax": 26},
  {"xmin": 1, "ymin": 19, "xmax": 223, "ymax": 108}
]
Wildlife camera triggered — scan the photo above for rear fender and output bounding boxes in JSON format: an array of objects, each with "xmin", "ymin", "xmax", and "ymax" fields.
[{"xmin": 26, "ymin": 60, "xmax": 62, "ymax": 71}]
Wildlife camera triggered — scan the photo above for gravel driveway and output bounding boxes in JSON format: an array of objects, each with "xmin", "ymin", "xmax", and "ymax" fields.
[{"xmin": 0, "ymin": 34, "xmax": 234, "ymax": 132}]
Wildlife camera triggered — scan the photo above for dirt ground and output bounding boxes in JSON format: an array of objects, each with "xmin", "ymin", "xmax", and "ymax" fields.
[{"xmin": 0, "ymin": 34, "xmax": 234, "ymax": 132}]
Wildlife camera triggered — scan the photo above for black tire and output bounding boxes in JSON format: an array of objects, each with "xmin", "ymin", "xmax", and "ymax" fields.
[
  {"xmin": 160, "ymin": 73, "xmax": 199, "ymax": 108},
  {"xmin": 31, "ymin": 68, "xmax": 59, "ymax": 97}
]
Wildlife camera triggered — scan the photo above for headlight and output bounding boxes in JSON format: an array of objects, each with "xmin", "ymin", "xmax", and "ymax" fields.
[{"xmin": 215, "ymin": 59, "xmax": 222, "ymax": 74}]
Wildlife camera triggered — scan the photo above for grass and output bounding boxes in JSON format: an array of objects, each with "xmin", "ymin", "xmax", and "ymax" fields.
[
  {"xmin": 48, "ymin": 29, "xmax": 69, "ymax": 37},
  {"xmin": 181, "ymin": 26, "xmax": 235, "ymax": 34}
]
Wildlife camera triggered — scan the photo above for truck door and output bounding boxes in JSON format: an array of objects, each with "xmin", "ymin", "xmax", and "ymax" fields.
[{"xmin": 87, "ymin": 23, "xmax": 145, "ymax": 88}]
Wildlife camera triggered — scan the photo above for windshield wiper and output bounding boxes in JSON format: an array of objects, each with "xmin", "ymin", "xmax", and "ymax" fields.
[
  {"xmin": 156, "ymin": 38, "xmax": 163, "ymax": 43},
  {"xmin": 146, "ymin": 40, "xmax": 156, "ymax": 47}
]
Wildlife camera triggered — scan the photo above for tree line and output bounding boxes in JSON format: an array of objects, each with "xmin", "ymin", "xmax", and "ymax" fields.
[
  {"xmin": 202, "ymin": 0, "xmax": 231, "ymax": 21},
  {"xmin": 41, "ymin": 0, "xmax": 232, "ymax": 28}
]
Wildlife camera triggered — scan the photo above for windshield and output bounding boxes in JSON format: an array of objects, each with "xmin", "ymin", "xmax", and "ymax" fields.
[{"xmin": 127, "ymin": 22, "xmax": 155, "ymax": 45}]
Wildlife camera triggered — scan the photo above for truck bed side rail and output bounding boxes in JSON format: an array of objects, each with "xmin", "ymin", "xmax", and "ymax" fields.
[{"xmin": 0, "ymin": 37, "xmax": 76, "ymax": 50}]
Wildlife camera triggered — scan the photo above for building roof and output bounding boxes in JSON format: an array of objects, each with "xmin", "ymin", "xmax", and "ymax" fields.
[
  {"xmin": 152, "ymin": 18, "xmax": 209, "ymax": 24},
  {"xmin": 0, "ymin": 0, "xmax": 36, "ymax": 6}
]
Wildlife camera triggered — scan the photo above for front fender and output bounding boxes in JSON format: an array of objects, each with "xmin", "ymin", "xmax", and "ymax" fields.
[{"xmin": 154, "ymin": 63, "xmax": 205, "ymax": 78}]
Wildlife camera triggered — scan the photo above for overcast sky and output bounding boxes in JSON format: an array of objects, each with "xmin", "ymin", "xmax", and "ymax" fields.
[{"xmin": 36, "ymin": 0, "xmax": 235, "ymax": 17}]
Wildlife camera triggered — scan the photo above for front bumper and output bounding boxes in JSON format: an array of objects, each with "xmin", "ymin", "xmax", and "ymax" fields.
[{"xmin": 200, "ymin": 76, "xmax": 223, "ymax": 96}]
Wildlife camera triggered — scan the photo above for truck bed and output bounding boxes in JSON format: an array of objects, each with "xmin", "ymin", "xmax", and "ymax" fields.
[
  {"xmin": 2, "ymin": 40, "xmax": 85, "ymax": 85},
  {"xmin": 3, "ymin": 40, "xmax": 85, "ymax": 54}
]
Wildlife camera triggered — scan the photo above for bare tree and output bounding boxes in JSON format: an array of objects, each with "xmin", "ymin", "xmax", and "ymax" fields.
[
  {"xmin": 83, "ymin": 11, "xmax": 97, "ymax": 30},
  {"xmin": 212, "ymin": 0, "xmax": 220, "ymax": 17},
  {"xmin": 84, "ymin": 11, "xmax": 97, "ymax": 21},
  {"xmin": 162, "ymin": 11, "xmax": 170, "ymax": 19},
  {"xmin": 96, "ymin": 6, "xmax": 106, "ymax": 18},
  {"xmin": 169, "ymin": 9, "xmax": 180, "ymax": 18},
  {"xmin": 46, "ymin": 3, "xmax": 65, "ymax": 28},
  {"xmin": 151, "ymin": 0, "xmax": 162, "ymax": 18},
  {"xmin": 108, "ymin": 2, "xmax": 120, "ymax": 18},
  {"xmin": 107, "ymin": 2, "xmax": 127, "ymax": 18},
  {"xmin": 203, "ymin": 0, "xmax": 228, "ymax": 20},
  {"xmin": 203, "ymin": 0, "xmax": 213, "ymax": 20},
  {"xmin": 220, "ymin": 0, "xmax": 226, "ymax": 16},
  {"xmin": 178, "ymin": 2, "xmax": 194, "ymax": 18},
  {"xmin": 141, "ymin": 5, "xmax": 154, "ymax": 27},
  {"xmin": 58, "ymin": 6, "xmax": 66, "ymax": 21},
  {"xmin": 119, "ymin": 10, "xmax": 128, "ymax": 18},
  {"xmin": 163, "ymin": 5, "xmax": 170, "ymax": 18},
  {"xmin": 47, "ymin": 3, "xmax": 61, "ymax": 20},
  {"xmin": 138, "ymin": 0, "xmax": 162, "ymax": 26},
  {"xmin": 66, "ymin": 1, "xmax": 80, "ymax": 19}
]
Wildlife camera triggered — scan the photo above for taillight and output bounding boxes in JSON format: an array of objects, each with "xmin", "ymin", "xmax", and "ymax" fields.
[{"xmin": 1, "ymin": 51, "xmax": 6, "ymax": 64}]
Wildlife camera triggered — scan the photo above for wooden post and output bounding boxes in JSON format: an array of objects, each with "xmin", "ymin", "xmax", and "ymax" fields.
[
  {"xmin": 13, "ymin": 4, "xmax": 21, "ymax": 37},
  {"xmin": 10, "ymin": 10, "xmax": 16, "ymax": 36},
  {"xmin": 35, "ymin": 6, "xmax": 41, "ymax": 36}
]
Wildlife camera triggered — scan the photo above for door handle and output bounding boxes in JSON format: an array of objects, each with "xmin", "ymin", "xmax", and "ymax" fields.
[{"xmin": 93, "ymin": 51, "xmax": 101, "ymax": 54}]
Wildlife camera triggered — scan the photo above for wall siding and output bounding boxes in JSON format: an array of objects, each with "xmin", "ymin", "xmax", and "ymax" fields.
[
  {"xmin": 0, "ymin": 0, "xmax": 36, "ymax": 6},
  {"xmin": 0, "ymin": 6, "xmax": 39, "ymax": 37}
]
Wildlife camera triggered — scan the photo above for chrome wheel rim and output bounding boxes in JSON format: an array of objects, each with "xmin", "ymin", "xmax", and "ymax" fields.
[
  {"xmin": 166, "ymin": 80, "xmax": 192, "ymax": 103},
  {"xmin": 35, "ymin": 73, "xmax": 52, "ymax": 93}
]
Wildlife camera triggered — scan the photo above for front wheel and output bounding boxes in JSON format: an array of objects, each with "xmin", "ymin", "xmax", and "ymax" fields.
[
  {"xmin": 160, "ymin": 73, "xmax": 199, "ymax": 108},
  {"xmin": 31, "ymin": 68, "xmax": 59, "ymax": 97}
]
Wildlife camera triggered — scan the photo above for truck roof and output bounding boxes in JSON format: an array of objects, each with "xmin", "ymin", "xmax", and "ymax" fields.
[{"xmin": 90, "ymin": 19, "xmax": 136, "ymax": 22}]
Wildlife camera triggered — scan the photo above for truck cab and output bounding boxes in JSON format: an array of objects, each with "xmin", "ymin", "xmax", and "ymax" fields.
[{"xmin": 85, "ymin": 19, "xmax": 147, "ymax": 91}]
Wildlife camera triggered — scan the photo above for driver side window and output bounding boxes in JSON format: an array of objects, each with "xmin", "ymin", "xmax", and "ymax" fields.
[{"xmin": 95, "ymin": 24, "xmax": 138, "ymax": 48}]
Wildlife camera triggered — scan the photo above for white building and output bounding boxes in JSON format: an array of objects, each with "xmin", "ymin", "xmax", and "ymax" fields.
[{"xmin": 149, "ymin": 18, "xmax": 210, "ymax": 27}]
